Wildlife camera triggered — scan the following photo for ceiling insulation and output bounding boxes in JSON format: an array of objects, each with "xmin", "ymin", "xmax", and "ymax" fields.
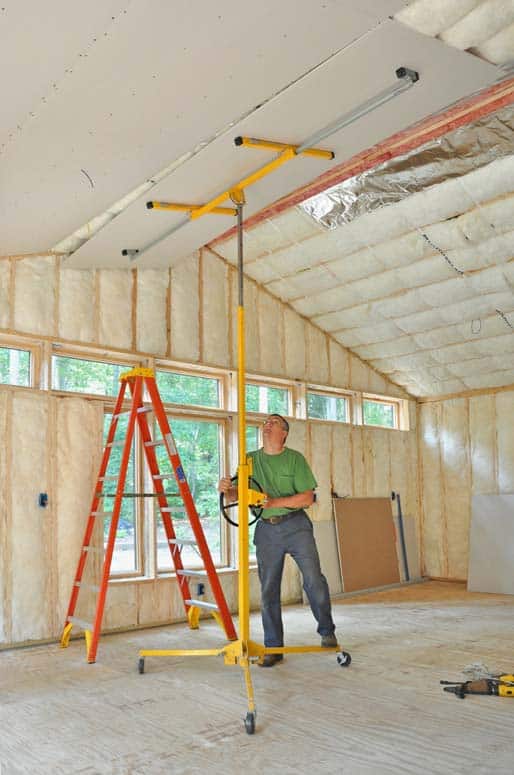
[
  {"xmin": 394, "ymin": 0, "xmax": 514, "ymax": 66},
  {"xmin": 215, "ymin": 106, "xmax": 514, "ymax": 398}
]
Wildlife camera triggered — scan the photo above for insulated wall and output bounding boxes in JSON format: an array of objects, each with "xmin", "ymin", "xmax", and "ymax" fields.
[
  {"xmin": 0, "ymin": 250, "xmax": 417, "ymax": 647},
  {"xmin": 419, "ymin": 389, "xmax": 514, "ymax": 579}
]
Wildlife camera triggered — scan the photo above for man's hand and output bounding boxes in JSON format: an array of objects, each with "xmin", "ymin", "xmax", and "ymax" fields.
[{"xmin": 218, "ymin": 477, "xmax": 238, "ymax": 503}]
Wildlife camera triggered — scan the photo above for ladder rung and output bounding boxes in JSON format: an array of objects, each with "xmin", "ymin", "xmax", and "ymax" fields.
[
  {"xmin": 68, "ymin": 616, "xmax": 94, "ymax": 630},
  {"xmin": 145, "ymin": 440, "xmax": 165, "ymax": 447},
  {"xmin": 91, "ymin": 511, "xmax": 113, "ymax": 518},
  {"xmin": 153, "ymin": 474, "xmax": 174, "ymax": 480},
  {"xmin": 107, "ymin": 440, "xmax": 126, "ymax": 447},
  {"xmin": 82, "ymin": 545, "xmax": 103, "ymax": 554},
  {"xmin": 112, "ymin": 407, "xmax": 151, "ymax": 418},
  {"xmin": 169, "ymin": 538, "xmax": 197, "ymax": 546},
  {"xmin": 185, "ymin": 599, "xmax": 218, "ymax": 611},
  {"xmin": 99, "ymin": 475, "xmax": 118, "ymax": 481},
  {"xmin": 74, "ymin": 582, "xmax": 100, "ymax": 592},
  {"xmin": 177, "ymin": 569, "xmax": 207, "ymax": 577}
]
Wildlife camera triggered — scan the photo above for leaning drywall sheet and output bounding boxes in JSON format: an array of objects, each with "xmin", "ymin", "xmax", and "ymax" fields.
[
  {"xmin": 10, "ymin": 394, "xmax": 51, "ymax": 641},
  {"xmin": 496, "ymin": 391, "xmax": 514, "ymax": 493},
  {"xmin": 419, "ymin": 403, "xmax": 446, "ymax": 577},
  {"xmin": 136, "ymin": 270, "xmax": 168, "ymax": 356},
  {"xmin": 56, "ymin": 398, "xmax": 103, "ymax": 625},
  {"xmin": 333, "ymin": 497, "xmax": 400, "ymax": 592},
  {"xmin": 441, "ymin": 399, "xmax": 471, "ymax": 579},
  {"xmin": 0, "ymin": 261, "xmax": 11, "ymax": 329},
  {"xmin": 59, "ymin": 268, "xmax": 95, "ymax": 343},
  {"xmin": 313, "ymin": 517, "xmax": 343, "ymax": 595},
  {"xmin": 14, "ymin": 257, "xmax": 55, "ymax": 335},
  {"xmin": 98, "ymin": 270, "xmax": 132, "ymax": 350},
  {"xmin": 171, "ymin": 252, "xmax": 200, "ymax": 363},
  {"xmin": 468, "ymin": 494, "xmax": 514, "ymax": 594},
  {"xmin": 201, "ymin": 251, "xmax": 229, "ymax": 367},
  {"xmin": 469, "ymin": 393, "xmax": 498, "ymax": 495}
]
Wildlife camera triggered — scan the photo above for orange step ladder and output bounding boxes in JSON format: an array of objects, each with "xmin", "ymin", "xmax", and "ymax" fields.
[{"xmin": 60, "ymin": 367, "xmax": 237, "ymax": 663}]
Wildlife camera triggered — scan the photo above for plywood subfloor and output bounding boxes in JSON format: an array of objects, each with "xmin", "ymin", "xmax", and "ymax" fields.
[{"xmin": 1, "ymin": 582, "xmax": 514, "ymax": 774}]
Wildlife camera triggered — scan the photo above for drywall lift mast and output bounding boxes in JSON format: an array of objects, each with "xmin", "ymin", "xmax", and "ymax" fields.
[
  {"xmin": 123, "ymin": 65, "xmax": 420, "ymax": 735},
  {"xmin": 136, "ymin": 135, "xmax": 351, "ymax": 734}
]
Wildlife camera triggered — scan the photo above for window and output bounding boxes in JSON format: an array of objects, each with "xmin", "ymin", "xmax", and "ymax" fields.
[
  {"xmin": 307, "ymin": 390, "xmax": 348, "ymax": 422},
  {"xmin": 156, "ymin": 417, "xmax": 223, "ymax": 570},
  {"xmin": 156, "ymin": 370, "xmax": 220, "ymax": 408},
  {"xmin": 363, "ymin": 398, "xmax": 397, "ymax": 429},
  {"xmin": 52, "ymin": 355, "xmax": 128, "ymax": 396},
  {"xmin": 0, "ymin": 346, "xmax": 31, "ymax": 387},
  {"xmin": 245, "ymin": 383, "xmax": 289, "ymax": 415},
  {"xmin": 103, "ymin": 412, "xmax": 139, "ymax": 575}
]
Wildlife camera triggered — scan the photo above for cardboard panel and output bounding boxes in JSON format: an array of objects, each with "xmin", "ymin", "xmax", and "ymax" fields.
[{"xmin": 333, "ymin": 497, "xmax": 400, "ymax": 592}]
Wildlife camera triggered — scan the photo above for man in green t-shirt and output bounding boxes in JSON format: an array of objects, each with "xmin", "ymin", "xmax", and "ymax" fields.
[{"xmin": 219, "ymin": 413, "xmax": 337, "ymax": 667}]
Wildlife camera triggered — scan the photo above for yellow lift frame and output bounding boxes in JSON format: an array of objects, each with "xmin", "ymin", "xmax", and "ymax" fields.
[{"xmin": 138, "ymin": 136, "xmax": 351, "ymax": 735}]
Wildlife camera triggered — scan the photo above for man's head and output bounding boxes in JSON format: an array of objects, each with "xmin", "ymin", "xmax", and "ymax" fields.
[{"xmin": 262, "ymin": 414, "xmax": 289, "ymax": 449}]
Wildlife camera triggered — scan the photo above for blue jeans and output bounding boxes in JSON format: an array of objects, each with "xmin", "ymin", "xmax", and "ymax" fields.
[{"xmin": 254, "ymin": 510, "xmax": 335, "ymax": 647}]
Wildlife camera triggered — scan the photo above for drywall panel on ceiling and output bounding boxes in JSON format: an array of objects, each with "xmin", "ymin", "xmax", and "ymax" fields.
[
  {"xmin": 67, "ymin": 20, "xmax": 498, "ymax": 268},
  {"xmin": 468, "ymin": 494, "xmax": 514, "ymax": 594},
  {"xmin": 2, "ymin": 1, "xmax": 405, "ymax": 255}
]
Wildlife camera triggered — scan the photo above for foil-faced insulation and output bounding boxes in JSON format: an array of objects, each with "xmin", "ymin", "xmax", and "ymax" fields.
[{"xmin": 300, "ymin": 105, "xmax": 514, "ymax": 229}]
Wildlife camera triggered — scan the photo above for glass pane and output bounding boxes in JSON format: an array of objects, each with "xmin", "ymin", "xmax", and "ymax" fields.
[
  {"xmin": 307, "ymin": 392, "xmax": 347, "ymax": 422},
  {"xmin": 363, "ymin": 400, "xmax": 395, "ymax": 428},
  {"xmin": 103, "ymin": 413, "xmax": 138, "ymax": 574},
  {"xmin": 245, "ymin": 384, "xmax": 288, "ymax": 415},
  {"xmin": 157, "ymin": 419, "xmax": 222, "ymax": 569},
  {"xmin": 156, "ymin": 371, "xmax": 220, "ymax": 407},
  {"xmin": 0, "ymin": 347, "xmax": 31, "ymax": 387},
  {"xmin": 52, "ymin": 356, "xmax": 127, "ymax": 396}
]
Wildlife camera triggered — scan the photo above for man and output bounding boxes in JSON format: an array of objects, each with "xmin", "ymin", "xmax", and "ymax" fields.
[{"xmin": 218, "ymin": 413, "xmax": 337, "ymax": 667}]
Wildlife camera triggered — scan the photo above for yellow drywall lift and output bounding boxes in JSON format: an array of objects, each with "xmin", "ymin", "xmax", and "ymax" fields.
[{"xmin": 137, "ymin": 136, "xmax": 351, "ymax": 735}]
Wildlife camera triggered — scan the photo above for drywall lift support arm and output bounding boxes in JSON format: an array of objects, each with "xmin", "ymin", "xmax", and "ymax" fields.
[{"xmin": 138, "ymin": 136, "xmax": 351, "ymax": 736}]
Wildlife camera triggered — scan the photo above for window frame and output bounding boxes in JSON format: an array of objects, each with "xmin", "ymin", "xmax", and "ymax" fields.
[
  {"xmin": 50, "ymin": 347, "xmax": 138, "ymax": 399},
  {"xmin": 242, "ymin": 375, "xmax": 293, "ymax": 418},
  {"xmin": 305, "ymin": 385, "xmax": 352, "ymax": 424},
  {"xmin": 362, "ymin": 393, "xmax": 401, "ymax": 430},
  {"xmin": 0, "ymin": 337, "xmax": 40, "ymax": 389}
]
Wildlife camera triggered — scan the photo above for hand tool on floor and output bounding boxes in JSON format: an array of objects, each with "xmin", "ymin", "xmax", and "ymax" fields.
[{"xmin": 441, "ymin": 675, "xmax": 514, "ymax": 698}]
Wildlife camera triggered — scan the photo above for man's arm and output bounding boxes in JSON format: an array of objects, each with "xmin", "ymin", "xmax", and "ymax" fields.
[{"xmin": 263, "ymin": 489, "xmax": 315, "ymax": 510}]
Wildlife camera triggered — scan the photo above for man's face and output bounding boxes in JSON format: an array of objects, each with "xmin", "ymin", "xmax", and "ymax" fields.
[{"xmin": 262, "ymin": 415, "xmax": 288, "ymax": 445}]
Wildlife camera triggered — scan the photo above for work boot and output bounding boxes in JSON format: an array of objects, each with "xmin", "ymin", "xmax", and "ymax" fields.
[
  {"xmin": 321, "ymin": 633, "xmax": 338, "ymax": 648},
  {"xmin": 258, "ymin": 653, "xmax": 284, "ymax": 667}
]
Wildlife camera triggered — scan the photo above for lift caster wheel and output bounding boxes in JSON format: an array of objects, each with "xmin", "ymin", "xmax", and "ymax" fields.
[
  {"xmin": 337, "ymin": 651, "xmax": 351, "ymax": 667},
  {"xmin": 244, "ymin": 711, "xmax": 256, "ymax": 735},
  {"xmin": 138, "ymin": 657, "xmax": 145, "ymax": 674}
]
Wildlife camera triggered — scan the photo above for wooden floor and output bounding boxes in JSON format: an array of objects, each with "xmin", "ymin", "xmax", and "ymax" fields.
[{"xmin": 2, "ymin": 582, "xmax": 514, "ymax": 774}]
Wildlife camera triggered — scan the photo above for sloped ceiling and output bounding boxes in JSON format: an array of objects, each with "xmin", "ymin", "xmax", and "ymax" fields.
[{"xmin": 2, "ymin": 0, "xmax": 514, "ymax": 398}]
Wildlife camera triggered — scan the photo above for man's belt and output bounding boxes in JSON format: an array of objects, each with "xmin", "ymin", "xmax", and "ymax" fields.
[{"xmin": 264, "ymin": 509, "xmax": 305, "ymax": 525}]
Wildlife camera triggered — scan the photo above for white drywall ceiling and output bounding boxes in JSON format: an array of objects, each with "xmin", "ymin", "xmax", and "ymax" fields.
[
  {"xmin": 1, "ymin": 0, "xmax": 406, "ymax": 255},
  {"xmin": 65, "ymin": 19, "xmax": 498, "ymax": 269}
]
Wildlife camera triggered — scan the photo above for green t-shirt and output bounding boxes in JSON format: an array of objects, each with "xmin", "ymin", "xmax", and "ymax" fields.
[{"xmin": 248, "ymin": 447, "xmax": 317, "ymax": 519}]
